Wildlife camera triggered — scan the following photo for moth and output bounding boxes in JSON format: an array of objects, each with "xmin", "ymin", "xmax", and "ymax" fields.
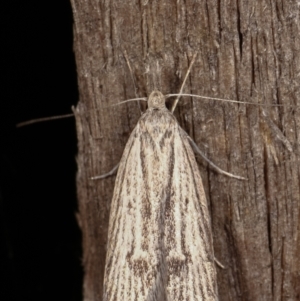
[{"xmin": 103, "ymin": 90, "xmax": 218, "ymax": 301}]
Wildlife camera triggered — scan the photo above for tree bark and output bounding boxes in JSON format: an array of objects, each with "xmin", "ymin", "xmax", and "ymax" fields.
[{"xmin": 70, "ymin": 0, "xmax": 300, "ymax": 300}]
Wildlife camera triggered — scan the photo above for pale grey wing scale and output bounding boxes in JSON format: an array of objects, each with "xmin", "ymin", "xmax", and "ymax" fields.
[
  {"xmin": 163, "ymin": 127, "xmax": 218, "ymax": 300},
  {"xmin": 103, "ymin": 114, "xmax": 169, "ymax": 301},
  {"xmin": 103, "ymin": 109, "xmax": 218, "ymax": 301}
]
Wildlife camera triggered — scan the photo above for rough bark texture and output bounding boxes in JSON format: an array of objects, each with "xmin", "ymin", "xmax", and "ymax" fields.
[{"xmin": 70, "ymin": 0, "xmax": 300, "ymax": 300}]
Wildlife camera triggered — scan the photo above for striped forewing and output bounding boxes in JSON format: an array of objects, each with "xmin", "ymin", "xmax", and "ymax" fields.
[{"xmin": 103, "ymin": 95, "xmax": 218, "ymax": 301}]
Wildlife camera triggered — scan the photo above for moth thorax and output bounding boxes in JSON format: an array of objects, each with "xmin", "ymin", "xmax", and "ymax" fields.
[{"xmin": 148, "ymin": 90, "xmax": 166, "ymax": 109}]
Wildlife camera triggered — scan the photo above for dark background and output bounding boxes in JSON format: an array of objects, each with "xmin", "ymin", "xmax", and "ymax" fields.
[{"xmin": 1, "ymin": 1, "xmax": 82, "ymax": 300}]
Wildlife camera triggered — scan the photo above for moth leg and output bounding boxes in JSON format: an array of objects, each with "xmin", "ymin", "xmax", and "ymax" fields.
[
  {"xmin": 171, "ymin": 52, "xmax": 198, "ymax": 113},
  {"xmin": 91, "ymin": 163, "xmax": 120, "ymax": 180},
  {"xmin": 214, "ymin": 257, "xmax": 225, "ymax": 269},
  {"xmin": 261, "ymin": 110, "xmax": 293, "ymax": 152},
  {"xmin": 123, "ymin": 50, "xmax": 142, "ymax": 115},
  {"xmin": 187, "ymin": 136, "xmax": 247, "ymax": 181}
]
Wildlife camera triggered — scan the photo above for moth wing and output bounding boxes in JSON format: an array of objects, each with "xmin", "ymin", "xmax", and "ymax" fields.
[
  {"xmin": 103, "ymin": 112, "xmax": 218, "ymax": 301},
  {"xmin": 103, "ymin": 122, "xmax": 166, "ymax": 301},
  {"xmin": 163, "ymin": 127, "xmax": 218, "ymax": 301}
]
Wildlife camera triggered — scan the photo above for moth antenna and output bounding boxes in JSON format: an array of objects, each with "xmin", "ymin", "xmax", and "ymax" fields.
[
  {"xmin": 123, "ymin": 50, "xmax": 142, "ymax": 114},
  {"xmin": 17, "ymin": 96, "xmax": 148, "ymax": 128},
  {"xmin": 166, "ymin": 93, "xmax": 286, "ymax": 107},
  {"xmin": 16, "ymin": 113, "xmax": 74, "ymax": 128},
  {"xmin": 171, "ymin": 52, "xmax": 198, "ymax": 113},
  {"xmin": 187, "ymin": 136, "xmax": 247, "ymax": 180},
  {"xmin": 110, "ymin": 97, "xmax": 147, "ymax": 107}
]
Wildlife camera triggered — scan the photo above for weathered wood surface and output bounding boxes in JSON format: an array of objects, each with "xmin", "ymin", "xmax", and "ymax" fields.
[{"xmin": 70, "ymin": 0, "xmax": 300, "ymax": 300}]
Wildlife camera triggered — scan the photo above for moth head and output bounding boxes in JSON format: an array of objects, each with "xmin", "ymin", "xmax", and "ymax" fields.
[{"xmin": 148, "ymin": 90, "xmax": 166, "ymax": 109}]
